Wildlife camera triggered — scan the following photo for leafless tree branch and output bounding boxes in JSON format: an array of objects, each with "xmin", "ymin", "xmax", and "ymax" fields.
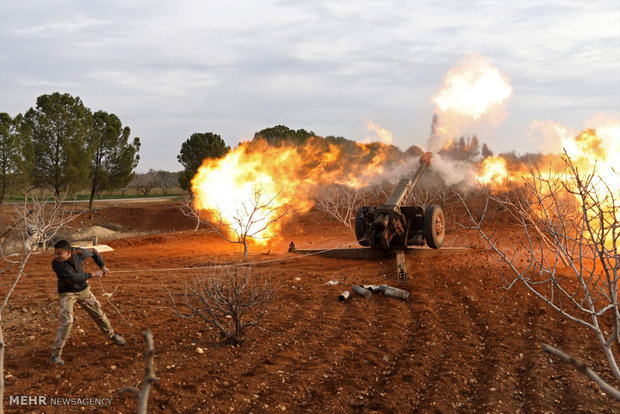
[
  {"xmin": 199, "ymin": 185, "xmax": 290, "ymax": 260},
  {"xmin": 0, "ymin": 191, "xmax": 81, "ymax": 414},
  {"xmin": 179, "ymin": 195, "xmax": 208, "ymax": 231},
  {"xmin": 458, "ymin": 154, "xmax": 620, "ymax": 397},
  {"xmin": 164, "ymin": 266, "xmax": 274, "ymax": 345},
  {"xmin": 119, "ymin": 330, "xmax": 157, "ymax": 413},
  {"xmin": 543, "ymin": 344, "xmax": 620, "ymax": 401},
  {"xmin": 314, "ymin": 184, "xmax": 367, "ymax": 229}
]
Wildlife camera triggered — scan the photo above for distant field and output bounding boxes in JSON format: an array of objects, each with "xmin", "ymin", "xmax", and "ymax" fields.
[{"xmin": 3, "ymin": 186, "xmax": 189, "ymax": 202}]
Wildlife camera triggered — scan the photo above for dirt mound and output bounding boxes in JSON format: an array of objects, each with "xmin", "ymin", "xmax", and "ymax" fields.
[
  {"xmin": 70, "ymin": 225, "xmax": 118, "ymax": 241},
  {"xmin": 84, "ymin": 201, "xmax": 197, "ymax": 233}
]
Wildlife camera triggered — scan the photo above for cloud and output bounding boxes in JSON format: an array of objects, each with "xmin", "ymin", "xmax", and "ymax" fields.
[
  {"xmin": 84, "ymin": 69, "xmax": 218, "ymax": 96},
  {"xmin": 0, "ymin": 0, "xmax": 618, "ymax": 171},
  {"xmin": 14, "ymin": 15, "xmax": 109, "ymax": 34},
  {"xmin": 15, "ymin": 78, "xmax": 78, "ymax": 89}
]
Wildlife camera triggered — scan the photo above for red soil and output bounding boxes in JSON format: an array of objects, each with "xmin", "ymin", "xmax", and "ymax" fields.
[{"xmin": 1, "ymin": 201, "xmax": 617, "ymax": 413}]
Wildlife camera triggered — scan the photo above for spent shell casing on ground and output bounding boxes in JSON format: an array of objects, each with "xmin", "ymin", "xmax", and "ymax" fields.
[
  {"xmin": 338, "ymin": 290, "xmax": 351, "ymax": 302},
  {"xmin": 382, "ymin": 286, "xmax": 410, "ymax": 300},
  {"xmin": 362, "ymin": 285, "xmax": 386, "ymax": 294},
  {"xmin": 352, "ymin": 285, "xmax": 372, "ymax": 298}
]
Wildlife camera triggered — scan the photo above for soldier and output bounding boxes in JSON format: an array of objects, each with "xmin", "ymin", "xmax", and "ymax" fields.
[{"xmin": 50, "ymin": 239, "xmax": 125, "ymax": 365}]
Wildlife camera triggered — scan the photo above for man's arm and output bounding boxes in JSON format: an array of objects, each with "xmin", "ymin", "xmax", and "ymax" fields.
[
  {"xmin": 52, "ymin": 260, "xmax": 95, "ymax": 284},
  {"xmin": 78, "ymin": 248, "xmax": 107, "ymax": 271}
]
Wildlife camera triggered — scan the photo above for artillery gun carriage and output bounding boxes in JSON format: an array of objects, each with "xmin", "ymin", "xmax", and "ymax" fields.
[{"xmin": 354, "ymin": 152, "xmax": 445, "ymax": 277}]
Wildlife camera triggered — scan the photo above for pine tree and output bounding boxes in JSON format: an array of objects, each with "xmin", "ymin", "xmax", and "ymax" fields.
[
  {"xmin": 24, "ymin": 93, "xmax": 94, "ymax": 199},
  {"xmin": 0, "ymin": 113, "xmax": 26, "ymax": 204},
  {"xmin": 177, "ymin": 133, "xmax": 229, "ymax": 191},
  {"xmin": 88, "ymin": 111, "xmax": 141, "ymax": 208}
]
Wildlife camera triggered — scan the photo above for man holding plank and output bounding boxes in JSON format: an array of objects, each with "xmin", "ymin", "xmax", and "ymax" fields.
[{"xmin": 50, "ymin": 240, "xmax": 125, "ymax": 365}]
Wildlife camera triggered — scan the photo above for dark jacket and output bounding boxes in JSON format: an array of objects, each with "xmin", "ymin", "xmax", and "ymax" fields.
[{"xmin": 52, "ymin": 248, "xmax": 105, "ymax": 293}]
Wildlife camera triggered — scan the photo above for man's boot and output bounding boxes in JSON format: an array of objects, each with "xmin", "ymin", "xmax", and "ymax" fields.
[
  {"xmin": 112, "ymin": 333, "xmax": 126, "ymax": 346},
  {"xmin": 51, "ymin": 356, "xmax": 65, "ymax": 365}
]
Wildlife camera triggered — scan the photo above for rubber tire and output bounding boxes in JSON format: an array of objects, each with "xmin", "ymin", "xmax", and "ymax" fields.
[
  {"xmin": 423, "ymin": 205, "xmax": 445, "ymax": 249},
  {"xmin": 355, "ymin": 207, "xmax": 370, "ymax": 247}
]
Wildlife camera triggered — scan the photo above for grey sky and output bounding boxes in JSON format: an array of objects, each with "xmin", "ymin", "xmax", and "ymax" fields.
[{"xmin": 1, "ymin": 0, "xmax": 618, "ymax": 171}]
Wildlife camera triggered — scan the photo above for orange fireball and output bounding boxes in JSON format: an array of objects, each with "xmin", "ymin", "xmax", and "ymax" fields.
[
  {"xmin": 562, "ymin": 127, "xmax": 620, "ymax": 228},
  {"xmin": 191, "ymin": 136, "xmax": 401, "ymax": 245},
  {"xmin": 476, "ymin": 156, "xmax": 509, "ymax": 187},
  {"xmin": 433, "ymin": 58, "xmax": 512, "ymax": 120},
  {"xmin": 430, "ymin": 55, "xmax": 513, "ymax": 151}
]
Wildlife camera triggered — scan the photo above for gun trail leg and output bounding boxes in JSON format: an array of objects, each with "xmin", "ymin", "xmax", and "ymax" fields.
[{"xmin": 396, "ymin": 250, "xmax": 407, "ymax": 280}]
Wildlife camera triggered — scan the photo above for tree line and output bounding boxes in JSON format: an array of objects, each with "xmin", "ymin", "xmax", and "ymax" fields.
[
  {"xmin": 0, "ymin": 92, "xmax": 141, "ymax": 207},
  {"xmin": 2, "ymin": 92, "xmax": 233, "ymax": 205},
  {"xmin": 2, "ymin": 91, "xmax": 501, "ymax": 207},
  {"xmin": 175, "ymin": 124, "xmax": 428, "ymax": 194}
]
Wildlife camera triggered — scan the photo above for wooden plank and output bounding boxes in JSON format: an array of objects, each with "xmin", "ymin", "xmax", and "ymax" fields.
[{"xmin": 74, "ymin": 243, "xmax": 115, "ymax": 253}]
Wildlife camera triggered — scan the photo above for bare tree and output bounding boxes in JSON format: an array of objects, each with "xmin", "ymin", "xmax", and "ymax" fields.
[
  {"xmin": 131, "ymin": 171, "xmax": 159, "ymax": 197},
  {"xmin": 0, "ymin": 193, "xmax": 79, "ymax": 413},
  {"xmin": 401, "ymin": 184, "xmax": 456, "ymax": 210},
  {"xmin": 402, "ymin": 187, "xmax": 435, "ymax": 209},
  {"xmin": 155, "ymin": 170, "xmax": 178, "ymax": 196},
  {"xmin": 378, "ymin": 181, "xmax": 397, "ymax": 202},
  {"xmin": 458, "ymin": 154, "xmax": 620, "ymax": 400},
  {"xmin": 432, "ymin": 185, "xmax": 457, "ymax": 206},
  {"xmin": 179, "ymin": 195, "xmax": 206, "ymax": 231},
  {"xmin": 119, "ymin": 330, "xmax": 158, "ymax": 414},
  {"xmin": 202, "ymin": 185, "xmax": 289, "ymax": 260},
  {"xmin": 165, "ymin": 266, "xmax": 274, "ymax": 345},
  {"xmin": 314, "ymin": 184, "xmax": 367, "ymax": 229}
]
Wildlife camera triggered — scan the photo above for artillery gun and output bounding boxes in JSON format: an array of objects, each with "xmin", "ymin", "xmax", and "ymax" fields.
[{"xmin": 354, "ymin": 152, "xmax": 445, "ymax": 278}]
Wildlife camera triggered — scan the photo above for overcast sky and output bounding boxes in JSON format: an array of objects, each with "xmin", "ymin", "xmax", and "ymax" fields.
[{"xmin": 1, "ymin": 0, "xmax": 618, "ymax": 172}]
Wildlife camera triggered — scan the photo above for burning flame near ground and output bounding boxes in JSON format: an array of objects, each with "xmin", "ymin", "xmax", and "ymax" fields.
[
  {"xmin": 190, "ymin": 56, "xmax": 518, "ymax": 246},
  {"xmin": 476, "ymin": 156, "xmax": 509, "ymax": 187},
  {"xmin": 563, "ymin": 126, "xmax": 620, "ymax": 189},
  {"xmin": 560, "ymin": 125, "xmax": 620, "ymax": 227},
  {"xmin": 476, "ymin": 122, "xmax": 620, "ymax": 192},
  {"xmin": 475, "ymin": 124, "xmax": 620, "ymax": 246},
  {"xmin": 191, "ymin": 138, "xmax": 396, "ymax": 244}
]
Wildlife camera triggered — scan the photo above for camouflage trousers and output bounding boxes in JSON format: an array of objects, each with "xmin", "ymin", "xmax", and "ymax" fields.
[{"xmin": 51, "ymin": 286, "xmax": 115, "ymax": 358}]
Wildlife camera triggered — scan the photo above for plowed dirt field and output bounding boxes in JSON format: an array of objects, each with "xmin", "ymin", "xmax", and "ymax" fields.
[{"xmin": 1, "ymin": 201, "xmax": 617, "ymax": 413}]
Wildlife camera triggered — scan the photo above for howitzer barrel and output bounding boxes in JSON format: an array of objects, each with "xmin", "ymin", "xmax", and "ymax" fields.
[{"xmin": 384, "ymin": 152, "xmax": 432, "ymax": 207}]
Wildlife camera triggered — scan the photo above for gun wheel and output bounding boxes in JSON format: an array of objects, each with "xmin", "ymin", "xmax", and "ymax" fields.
[{"xmin": 424, "ymin": 205, "xmax": 445, "ymax": 249}]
